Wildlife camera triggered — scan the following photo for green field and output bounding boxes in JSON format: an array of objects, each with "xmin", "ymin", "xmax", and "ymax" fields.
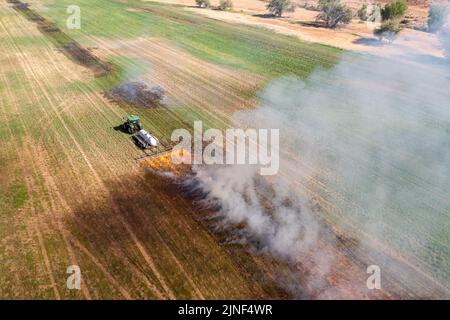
[
  {"xmin": 0, "ymin": 0, "xmax": 341, "ymax": 299},
  {"xmin": 1, "ymin": 0, "xmax": 448, "ymax": 300},
  {"xmin": 41, "ymin": 0, "xmax": 340, "ymax": 76}
]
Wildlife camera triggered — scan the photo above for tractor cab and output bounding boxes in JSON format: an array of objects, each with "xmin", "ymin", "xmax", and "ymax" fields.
[{"xmin": 123, "ymin": 115, "xmax": 142, "ymax": 134}]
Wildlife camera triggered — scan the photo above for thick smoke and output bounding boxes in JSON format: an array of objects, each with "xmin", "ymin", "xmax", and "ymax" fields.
[
  {"xmin": 190, "ymin": 165, "xmax": 321, "ymax": 261},
  {"xmin": 188, "ymin": 14, "xmax": 450, "ymax": 298}
]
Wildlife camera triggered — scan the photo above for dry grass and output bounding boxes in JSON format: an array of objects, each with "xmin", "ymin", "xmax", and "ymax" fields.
[{"xmin": 0, "ymin": 0, "xmax": 286, "ymax": 299}]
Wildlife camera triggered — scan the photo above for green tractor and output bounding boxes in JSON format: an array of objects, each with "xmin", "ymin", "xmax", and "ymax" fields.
[{"xmin": 123, "ymin": 115, "xmax": 142, "ymax": 134}]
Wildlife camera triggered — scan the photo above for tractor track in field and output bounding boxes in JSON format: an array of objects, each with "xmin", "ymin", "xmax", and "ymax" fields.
[
  {"xmin": 29, "ymin": 59, "xmax": 175, "ymax": 300},
  {"xmin": 13, "ymin": 0, "xmax": 443, "ymax": 299},
  {"xmin": 117, "ymin": 215, "xmax": 176, "ymax": 299},
  {"xmin": 0, "ymin": 72, "xmax": 62, "ymax": 299},
  {"xmin": 0, "ymin": 1, "xmax": 394, "ymax": 299},
  {"xmin": 69, "ymin": 238, "xmax": 133, "ymax": 299},
  {"xmin": 0, "ymin": 18, "xmax": 64, "ymax": 298},
  {"xmin": 7, "ymin": 1, "xmax": 206, "ymax": 141},
  {"xmin": 92, "ymin": 35, "xmax": 261, "ymax": 126},
  {"xmin": 1, "ymin": 0, "xmax": 286, "ymax": 299},
  {"xmin": 1, "ymin": 2, "xmax": 170, "ymax": 299}
]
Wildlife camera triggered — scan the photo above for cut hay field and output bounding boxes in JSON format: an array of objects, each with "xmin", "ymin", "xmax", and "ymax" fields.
[{"xmin": 0, "ymin": 0, "xmax": 341, "ymax": 299}]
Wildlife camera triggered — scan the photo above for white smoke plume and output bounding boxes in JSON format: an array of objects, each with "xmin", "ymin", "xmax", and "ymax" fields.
[
  {"xmin": 189, "ymin": 165, "xmax": 321, "ymax": 261},
  {"xmin": 187, "ymin": 12, "xmax": 450, "ymax": 298}
]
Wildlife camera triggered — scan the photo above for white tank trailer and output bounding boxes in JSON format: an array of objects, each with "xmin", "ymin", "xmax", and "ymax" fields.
[{"xmin": 134, "ymin": 129, "xmax": 158, "ymax": 149}]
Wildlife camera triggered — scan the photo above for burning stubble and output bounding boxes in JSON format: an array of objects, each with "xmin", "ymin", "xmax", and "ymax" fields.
[{"xmin": 187, "ymin": 17, "xmax": 450, "ymax": 298}]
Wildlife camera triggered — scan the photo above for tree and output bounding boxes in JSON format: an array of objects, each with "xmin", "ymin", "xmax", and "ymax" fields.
[
  {"xmin": 427, "ymin": 4, "xmax": 449, "ymax": 33},
  {"xmin": 218, "ymin": 0, "xmax": 233, "ymax": 11},
  {"xmin": 374, "ymin": 19, "xmax": 402, "ymax": 43},
  {"xmin": 381, "ymin": 0, "xmax": 407, "ymax": 21},
  {"xmin": 266, "ymin": 0, "xmax": 295, "ymax": 17},
  {"xmin": 317, "ymin": 0, "xmax": 353, "ymax": 28},
  {"xmin": 372, "ymin": 0, "xmax": 407, "ymax": 43},
  {"xmin": 358, "ymin": 4, "xmax": 368, "ymax": 21},
  {"xmin": 195, "ymin": 0, "xmax": 210, "ymax": 8}
]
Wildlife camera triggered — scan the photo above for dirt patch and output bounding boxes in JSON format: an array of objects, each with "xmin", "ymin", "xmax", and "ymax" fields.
[
  {"xmin": 146, "ymin": 0, "xmax": 444, "ymax": 57},
  {"xmin": 9, "ymin": 0, "xmax": 112, "ymax": 77},
  {"xmin": 105, "ymin": 81, "xmax": 165, "ymax": 108},
  {"xmin": 92, "ymin": 36, "xmax": 262, "ymax": 116},
  {"xmin": 186, "ymin": 6, "xmax": 443, "ymax": 57}
]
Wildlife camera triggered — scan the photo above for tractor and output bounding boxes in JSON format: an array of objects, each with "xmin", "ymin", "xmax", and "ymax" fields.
[{"xmin": 123, "ymin": 115, "xmax": 142, "ymax": 134}]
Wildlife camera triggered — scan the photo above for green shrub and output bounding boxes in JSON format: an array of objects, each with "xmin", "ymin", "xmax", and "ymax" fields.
[
  {"xmin": 266, "ymin": 0, "xmax": 295, "ymax": 17},
  {"xmin": 218, "ymin": 0, "xmax": 233, "ymax": 11},
  {"xmin": 358, "ymin": 4, "xmax": 368, "ymax": 21},
  {"xmin": 381, "ymin": 0, "xmax": 407, "ymax": 21},
  {"xmin": 317, "ymin": 0, "xmax": 353, "ymax": 28},
  {"xmin": 374, "ymin": 19, "xmax": 402, "ymax": 42}
]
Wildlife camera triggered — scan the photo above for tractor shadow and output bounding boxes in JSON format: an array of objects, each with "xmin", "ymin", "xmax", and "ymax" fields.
[
  {"xmin": 113, "ymin": 124, "xmax": 130, "ymax": 134},
  {"xmin": 353, "ymin": 37, "xmax": 384, "ymax": 47},
  {"xmin": 252, "ymin": 13, "xmax": 277, "ymax": 18},
  {"xmin": 112, "ymin": 125, "xmax": 146, "ymax": 149},
  {"xmin": 296, "ymin": 21, "xmax": 325, "ymax": 28}
]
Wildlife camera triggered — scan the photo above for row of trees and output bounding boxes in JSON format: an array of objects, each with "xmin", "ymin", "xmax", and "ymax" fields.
[
  {"xmin": 194, "ymin": 0, "xmax": 353, "ymax": 26},
  {"xmin": 196, "ymin": 0, "xmax": 353, "ymax": 27},
  {"xmin": 265, "ymin": 0, "xmax": 352, "ymax": 28},
  {"xmin": 194, "ymin": 0, "xmax": 408, "ymax": 33},
  {"xmin": 196, "ymin": 0, "xmax": 448, "ymax": 43}
]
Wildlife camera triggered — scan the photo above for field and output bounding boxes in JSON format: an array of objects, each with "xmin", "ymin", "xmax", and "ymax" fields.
[
  {"xmin": 1, "ymin": 0, "xmax": 449, "ymax": 300},
  {"xmin": 149, "ymin": 0, "xmax": 442, "ymax": 56},
  {"xmin": 0, "ymin": 0, "xmax": 340, "ymax": 299}
]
